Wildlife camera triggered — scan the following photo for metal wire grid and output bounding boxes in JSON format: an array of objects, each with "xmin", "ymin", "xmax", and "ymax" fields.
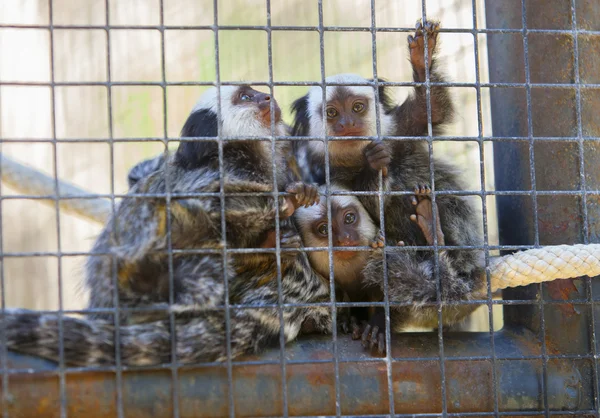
[{"xmin": 0, "ymin": 0, "xmax": 598, "ymax": 417}]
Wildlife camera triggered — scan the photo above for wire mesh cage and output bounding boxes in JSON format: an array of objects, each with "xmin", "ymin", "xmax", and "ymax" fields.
[{"xmin": 0, "ymin": 0, "xmax": 599, "ymax": 416}]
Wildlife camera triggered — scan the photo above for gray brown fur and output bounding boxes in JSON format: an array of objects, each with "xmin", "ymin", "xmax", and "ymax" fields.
[
  {"xmin": 290, "ymin": 21, "xmax": 485, "ymax": 345},
  {"xmin": 3, "ymin": 86, "xmax": 332, "ymax": 366}
]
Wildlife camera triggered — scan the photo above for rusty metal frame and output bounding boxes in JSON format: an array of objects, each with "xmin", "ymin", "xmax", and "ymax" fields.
[{"xmin": 1, "ymin": 0, "xmax": 599, "ymax": 416}]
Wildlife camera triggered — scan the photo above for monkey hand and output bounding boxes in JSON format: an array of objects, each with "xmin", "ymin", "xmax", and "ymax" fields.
[
  {"xmin": 278, "ymin": 228, "xmax": 303, "ymax": 260},
  {"xmin": 300, "ymin": 317, "xmax": 319, "ymax": 334},
  {"xmin": 369, "ymin": 229, "xmax": 386, "ymax": 248},
  {"xmin": 408, "ymin": 19, "xmax": 440, "ymax": 76},
  {"xmin": 409, "ymin": 184, "xmax": 445, "ymax": 246},
  {"xmin": 338, "ymin": 309, "xmax": 366, "ymax": 339},
  {"xmin": 361, "ymin": 308, "xmax": 387, "ymax": 356},
  {"xmin": 300, "ymin": 307, "xmax": 334, "ymax": 335},
  {"xmin": 364, "ymin": 140, "xmax": 391, "ymax": 176},
  {"xmin": 284, "ymin": 182, "xmax": 320, "ymax": 213}
]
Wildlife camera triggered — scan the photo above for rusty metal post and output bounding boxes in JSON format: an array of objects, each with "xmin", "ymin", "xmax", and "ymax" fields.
[{"xmin": 485, "ymin": 0, "xmax": 600, "ymax": 410}]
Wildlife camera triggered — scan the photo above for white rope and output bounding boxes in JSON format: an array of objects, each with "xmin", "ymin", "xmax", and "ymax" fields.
[
  {"xmin": 489, "ymin": 244, "xmax": 600, "ymax": 291},
  {"xmin": 0, "ymin": 153, "xmax": 112, "ymax": 224}
]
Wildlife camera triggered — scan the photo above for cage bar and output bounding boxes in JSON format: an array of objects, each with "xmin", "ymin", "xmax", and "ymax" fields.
[{"xmin": 0, "ymin": 0, "xmax": 597, "ymax": 416}]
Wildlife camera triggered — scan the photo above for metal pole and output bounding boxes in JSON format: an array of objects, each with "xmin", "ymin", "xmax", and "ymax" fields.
[{"xmin": 485, "ymin": 0, "xmax": 599, "ymax": 410}]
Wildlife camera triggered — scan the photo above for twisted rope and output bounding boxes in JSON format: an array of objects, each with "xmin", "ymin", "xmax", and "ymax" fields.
[
  {"xmin": 489, "ymin": 244, "xmax": 600, "ymax": 291},
  {"xmin": 0, "ymin": 153, "xmax": 112, "ymax": 224}
]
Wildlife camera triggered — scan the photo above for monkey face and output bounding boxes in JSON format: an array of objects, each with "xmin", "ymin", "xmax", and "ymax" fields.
[
  {"xmin": 294, "ymin": 74, "xmax": 396, "ymax": 154},
  {"xmin": 297, "ymin": 194, "xmax": 375, "ymax": 261},
  {"xmin": 325, "ymin": 87, "xmax": 370, "ymax": 137},
  {"xmin": 315, "ymin": 205, "xmax": 362, "ymax": 260},
  {"xmin": 233, "ymin": 85, "xmax": 282, "ymax": 127},
  {"xmin": 295, "ymin": 190, "xmax": 378, "ymax": 283}
]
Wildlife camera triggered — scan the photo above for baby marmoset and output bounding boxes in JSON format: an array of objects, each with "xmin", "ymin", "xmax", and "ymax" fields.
[
  {"xmin": 295, "ymin": 184, "xmax": 485, "ymax": 354},
  {"xmin": 3, "ymin": 85, "xmax": 332, "ymax": 366},
  {"xmin": 293, "ymin": 185, "xmax": 382, "ymax": 335}
]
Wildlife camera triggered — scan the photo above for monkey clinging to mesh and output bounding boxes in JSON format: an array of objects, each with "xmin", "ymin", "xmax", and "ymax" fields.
[
  {"xmin": 296, "ymin": 184, "xmax": 485, "ymax": 355},
  {"xmin": 289, "ymin": 19, "xmax": 457, "ymax": 243},
  {"xmin": 290, "ymin": 19, "xmax": 485, "ymax": 353},
  {"xmin": 360, "ymin": 185, "xmax": 485, "ymax": 354},
  {"xmin": 290, "ymin": 20, "xmax": 453, "ymax": 188},
  {"xmin": 3, "ymin": 85, "xmax": 332, "ymax": 366}
]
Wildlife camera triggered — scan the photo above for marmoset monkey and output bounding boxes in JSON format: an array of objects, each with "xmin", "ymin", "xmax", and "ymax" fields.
[
  {"xmin": 291, "ymin": 20, "xmax": 484, "ymax": 353},
  {"xmin": 3, "ymin": 85, "xmax": 332, "ymax": 366}
]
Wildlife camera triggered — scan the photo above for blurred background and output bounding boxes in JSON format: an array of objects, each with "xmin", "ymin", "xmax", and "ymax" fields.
[{"xmin": 0, "ymin": 0, "xmax": 502, "ymax": 330}]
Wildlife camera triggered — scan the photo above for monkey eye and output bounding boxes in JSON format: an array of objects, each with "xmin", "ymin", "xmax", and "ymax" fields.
[
  {"xmin": 352, "ymin": 102, "xmax": 365, "ymax": 113},
  {"xmin": 326, "ymin": 107, "xmax": 338, "ymax": 119},
  {"xmin": 344, "ymin": 212, "xmax": 356, "ymax": 224},
  {"xmin": 317, "ymin": 223, "xmax": 328, "ymax": 235},
  {"xmin": 240, "ymin": 93, "xmax": 252, "ymax": 101}
]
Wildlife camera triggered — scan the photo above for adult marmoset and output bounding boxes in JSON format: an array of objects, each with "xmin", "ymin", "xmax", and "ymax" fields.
[{"xmin": 3, "ymin": 85, "xmax": 332, "ymax": 366}]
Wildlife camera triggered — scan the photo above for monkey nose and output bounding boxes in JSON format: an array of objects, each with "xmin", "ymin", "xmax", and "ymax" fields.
[
  {"xmin": 336, "ymin": 235, "xmax": 356, "ymax": 247},
  {"xmin": 256, "ymin": 93, "xmax": 271, "ymax": 105}
]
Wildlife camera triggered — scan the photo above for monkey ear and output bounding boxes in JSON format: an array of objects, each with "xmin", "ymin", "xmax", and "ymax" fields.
[
  {"xmin": 290, "ymin": 95, "xmax": 311, "ymax": 137},
  {"xmin": 175, "ymin": 109, "xmax": 219, "ymax": 170},
  {"xmin": 127, "ymin": 154, "xmax": 166, "ymax": 189}
]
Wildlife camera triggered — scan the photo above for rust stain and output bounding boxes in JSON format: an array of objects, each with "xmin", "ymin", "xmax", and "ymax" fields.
[
  {"xmin": 392, "ymin": 360, "xmax": 442, "ymax": 414},
  {"xmin": 538, "ymin": 219, "xmax": 569, "ymax": 233},
  {"xmin": 546, "ymin": 279, "xmax": 579, "ymax": 317},
  {"xmin": 340, "ymin": 361, "xmax": 390, "ymax": 415},
  {"xmin": 288, "ymin": 362, "xmax": 336, "ymax": 416}
]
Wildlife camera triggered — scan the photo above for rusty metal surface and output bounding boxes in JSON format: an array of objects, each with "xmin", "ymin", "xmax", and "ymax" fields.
[
  {"xmin": 486, "ymin": 0, "xmax": 600, "ymax": 320},
  {"xmin": 485, "ymin": 0, "xmax": 599, "ymax": 414},
  {"xmin": 1, "ymin": 330, "xmax": 591, "ymax": 417}
]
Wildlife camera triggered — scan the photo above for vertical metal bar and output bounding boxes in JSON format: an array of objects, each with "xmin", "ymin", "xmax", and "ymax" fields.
[
  {"xmin": 47, "ymin": 1, "xmax": 68, "ymax": 417},
  {"xmin": 570, "ymin": 0, "xmax": 599, "ymax": 410},
  {"xmin": 486, "ymin": 0, "xmax": 597, "ymax": 410},
  {"xmin": 519, "ymin": 1, "xmax": 550, "ymax": 415},
  {"xmin": 264, "ymin": 0, "xmax": 289, "ymax": 415},
  {"xmin": 368, "ymin": 1, "xmax": 394, "ymax": 416},
  {"xmin": 157, "ymin": 2, "xmax": 180, "ymax": 417},
  {"xmin": 103, "ymin": 1, "xmax": 125, "ymax": 416},
  {"xmin": 472, "ymin": 0, "xmax": 500, "ymax": 415},
  {"xmin": 316, "ymin": 0, "xmax": 341, "ymax": 416},
  {"xmin": 0, "ymin": 19, "xmax": 7, "ymax": 418},
  {"xmin": 211, "ymin": 3, "xmax": 236, "ymax": 417},
  {"xmin": 419, "ymin": 1, "xmax": 447, "ymax": 416}
]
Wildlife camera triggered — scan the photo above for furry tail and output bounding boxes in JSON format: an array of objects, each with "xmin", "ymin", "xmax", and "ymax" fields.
[{"xmin": 2, "ymin": 308, "xmax": 275, "ymax": 367}]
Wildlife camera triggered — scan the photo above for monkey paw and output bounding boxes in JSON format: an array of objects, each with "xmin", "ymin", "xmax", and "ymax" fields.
[
  {"xmin": 361, "ymin": 309, "xmax": 387, "ymax": 356},
  {"xmin": 285, "ymin": 182, "xmax": 320, "ymax": 209},
  {"xmin": 300, "ymin": 317, "xmax": 319, "ymax": 334},
  {"xmin": 280, "ymin": 229, "xmax": 302, "ymax": 248},
  {"xmin": 369, "ymin": 229, "xmax": 386, "ymax": 248},
  {"xmin": 364, "ymin": 140, "xmax": 391, "ymax": 175},
  {"xmin": 409, "ymin": 184, "xmax": 445, "ymax": 246},
  {"xmin": 408, "ymin": 19, "xmax": 440, "ymax": 76},
  {"xmin": 339, "ymin": 313, "xmax": 365, "ymax": 339},
  {"xmin": 412, "ymin": 183, "xmax": 432, "ymax": 199},
  {"xmin": 279, "ymin": 228, "xmax": 303, "ymax": 259}
]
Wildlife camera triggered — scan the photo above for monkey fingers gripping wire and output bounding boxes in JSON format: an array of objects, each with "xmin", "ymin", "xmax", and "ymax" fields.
[{"xmin": 2, "ymin": 153, "xmax": 599, "ymax": 291}]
